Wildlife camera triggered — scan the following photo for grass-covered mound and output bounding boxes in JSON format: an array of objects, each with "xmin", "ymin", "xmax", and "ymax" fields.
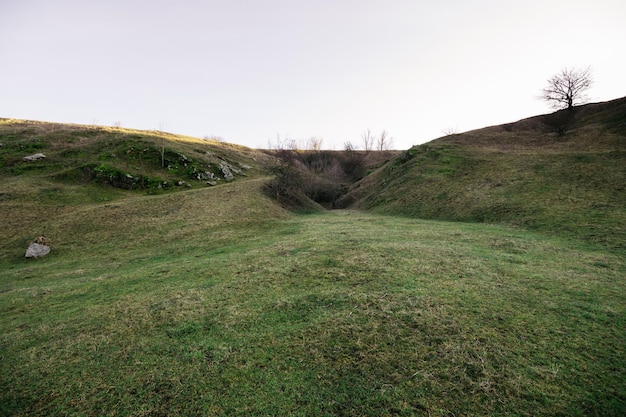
[
  {"xmin": 0, "ymin": 119, "xmax": 278, "ymax": 260},
  {"xmin": 0, "ymin": 119, "xmax": 272, "ymax": 192},
  {"xmin": 345, "ymin": 97, "xmax": 626, "ymax": 250}
]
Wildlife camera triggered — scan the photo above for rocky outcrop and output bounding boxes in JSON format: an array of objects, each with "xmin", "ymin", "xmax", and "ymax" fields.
[{"xmin": 220, "ymin": 163, "xmax": 234, "ymax": 181}]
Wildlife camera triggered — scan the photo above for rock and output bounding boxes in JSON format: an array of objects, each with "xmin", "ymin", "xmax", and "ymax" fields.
[
  {"xmin": 25, "ymin": 235, "xmax": 52, "ymax": 258},
  {"xmin": 23, "ymin": 153, "xmax": 46, "ymax": 161},
  {"xmin": 193, "ymin": 171, "xmax": 216, "ymax": 181},
  {"xmin": 25, "ymin": 243, "xmax": 50, "ymax": 258},
  {"xmin": 220, "ymin": 163, "xmax": 234, "ymax": 181}
]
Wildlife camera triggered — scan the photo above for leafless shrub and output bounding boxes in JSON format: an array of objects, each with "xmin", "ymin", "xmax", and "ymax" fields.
[{"xmin": 442, "ymin": 126, "xmax": 459, "ymax": 136}]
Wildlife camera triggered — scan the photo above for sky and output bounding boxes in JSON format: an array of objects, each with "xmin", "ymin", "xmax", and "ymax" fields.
[{"xmin": 1, "ymin": 0, "xmax": 625, "ymax": 150}]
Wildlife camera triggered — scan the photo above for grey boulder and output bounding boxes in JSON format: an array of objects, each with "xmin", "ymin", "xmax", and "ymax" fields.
[{"xmin": 25, "ymin": 242, "xmax": 51, "ymax": 258}]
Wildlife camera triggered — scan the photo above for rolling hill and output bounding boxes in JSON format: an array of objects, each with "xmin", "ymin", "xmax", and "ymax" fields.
[
  {"xmin": 2, "ymin": 97, "xmax": 624, "ymax": 252},
  {"xmin": 1, "ymin": 101, "xmax": 625, "ymax": 416},
  {"xmin": 343, "ymin": 97, "xmax": 626, "ymax": 250},
  {"xmin": 0, "ymin": 119, "xmax": 283, "ymax": 261}
]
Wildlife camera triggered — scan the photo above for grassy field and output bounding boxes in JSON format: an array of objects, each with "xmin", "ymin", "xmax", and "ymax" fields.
[
  {"xmin": 1, "ymin": 184, "xmax": 624, "ymax": 416},
  {"xmin": 1, "ymin": 112, "xmax": 625, "ymax": 416}
]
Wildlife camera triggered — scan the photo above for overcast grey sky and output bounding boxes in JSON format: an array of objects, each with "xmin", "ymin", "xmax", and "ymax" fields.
[{"xmin": 1, "ymin": 0, "xmax": 625, "ymax": 149}]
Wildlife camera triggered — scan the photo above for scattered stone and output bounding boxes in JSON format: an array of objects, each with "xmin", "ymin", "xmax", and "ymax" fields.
[
  {"xmin": 23, "ymin": 153, "xmax": 46, "ymax": 161},
  {"xmin": 207, "ymin": 181, "xmax": 217, "ymax": 186},
  {"xmin": 25, "ymin": 243, "xmax": 50, "ymax": 258},
  {"xmin": 195, "ymin": 171, "xmax": 216, "ymax": 181},
  {"xmin": 220, "ymin": 163, "xmax": 234, "ymax": 181},
  {"xmin": 25, "ymin": 235, "xmax": 52, "ymax": 258},
  {"xmin": 240, "ymin": 164, "xmax": 252, "ymax": 170}
]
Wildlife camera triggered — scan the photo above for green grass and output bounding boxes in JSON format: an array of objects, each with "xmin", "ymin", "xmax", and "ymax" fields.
[
  {"xmin": 349, "ymin": 99, "xmax": 626, "ymax": 251},
  {"xmin": 0, "ymin": 118, "xmax": 273, "ymax": 193},
  {"xmin": 1, "ymin": 201, "xmax": 624, "ymax": 416},
  {"xmin": 1, "ymin": 110, "xmax": 624, "ymax": 416}
]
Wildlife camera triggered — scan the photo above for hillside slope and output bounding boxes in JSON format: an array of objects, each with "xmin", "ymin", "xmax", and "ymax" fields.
[
  {"xmin": 0, "ymin": 119, "xmax": 282, "ymax": 260},
  {"xmin": 1, "ymin": 111, "xmax": 625, "ymax": 416},
  {"xmin": 344, "ymin": 97, "xmax": 626, "ymax": 249},
  {"xmin": 0, "ymin": 119, "xmax": 275, "ymax": 191}
]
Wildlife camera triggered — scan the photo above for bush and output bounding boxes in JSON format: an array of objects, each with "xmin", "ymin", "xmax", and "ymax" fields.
[{"xmin": 264, "ymin": 148, "xmax": 368, "ymax": 209}]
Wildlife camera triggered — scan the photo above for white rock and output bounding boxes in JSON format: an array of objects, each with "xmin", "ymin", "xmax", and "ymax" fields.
[
  {"xmin": 25, "ymin": 243, "xmax": 50, "ymax": 258},
  {"xmin": 23, "ymin": 153, "xmax": 46, "ymax": 161}
]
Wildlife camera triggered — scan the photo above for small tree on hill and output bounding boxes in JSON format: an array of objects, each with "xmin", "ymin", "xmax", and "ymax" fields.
[
  {"xmin": 541, "ymin": 67, "xmax": 592, "ymax": 110},
  {"xmin": 361, "ymin": 129, "xmax": 374, "ymax": 152},
  {"xmin": 377, "ymin": 130, "xmax": 393, "ymax": 151}
]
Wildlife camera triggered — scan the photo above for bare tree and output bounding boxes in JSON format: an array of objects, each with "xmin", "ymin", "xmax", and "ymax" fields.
[
  {"xmin": 361, "ymin": 129, "xmax": 374, "ymax": 152},
  {"xmin": 306, "ymin": 137, "xmax": 323, "ymax": 151},
  {"xmin": 541, "ymin": 67, "xmax": 592, "ymax": 110},
  {"xmin": 344, "ymin": 141, "xmax": 356, "ymax": 152},
  {"xmin": 269, "ymin": 134, "xmax": 299, "ymax": 152},
  {"xmin": 377, "ymin": 130, "xmax": 393, "ymax": 151},
  {"xmin": 285, "ymin": 138, "xmax": 299, "ymax": 151}
]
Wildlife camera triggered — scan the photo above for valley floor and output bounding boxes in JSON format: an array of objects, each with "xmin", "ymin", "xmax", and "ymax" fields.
[{"xmin": 1, "ymin": 208, "xmax": 624, "ymax": 416}]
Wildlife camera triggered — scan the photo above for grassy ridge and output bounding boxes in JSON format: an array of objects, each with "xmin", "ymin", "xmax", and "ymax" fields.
[
  {"xmin": 0, "ymin": 118, "xmax": 276, "ymax": 260},
  {"xmin": 347, "ymin": 98, "xmax": 626, "ymax": 250},
  {"xmin": 0, "ymin": 118, "xmax": 272, "ymax": 192}
]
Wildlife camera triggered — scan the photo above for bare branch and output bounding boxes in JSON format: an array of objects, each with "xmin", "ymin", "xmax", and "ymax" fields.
[
  {"xmin": 344, "ymin": 141, "xmax": 357, "ymax": 152},
  {"xmin": 306, "ymin": 137, "xmax": 323, "ymax": 151},
  {"xmin": 361, "ymin": 129, "xmax": 374, "ymax": 152},
  {"xmin": 540, "ymin": 67, "xmax": 592, "ymax": 109},
  {"xmin": 442, "ymin": 126, "xmax": 458, "ymax": 136},
  {"xmin": 377, "ymin": 130, "xmax": 394, "ymax": 151}
]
